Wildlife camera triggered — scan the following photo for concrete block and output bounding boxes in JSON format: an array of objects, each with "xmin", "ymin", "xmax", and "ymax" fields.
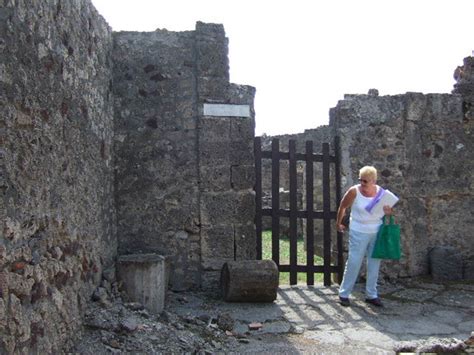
[{"xmin": 117, "ymin": 253, "xmax": 168, "ymax": 314}]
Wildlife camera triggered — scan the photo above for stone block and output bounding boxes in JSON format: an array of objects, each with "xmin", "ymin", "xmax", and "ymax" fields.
[
  {"xmin": 221, "ymin": 260, "xmax": 278, "ymax": 302},
  {"xmin": 201, "ymin": 225, "xmax": 235, "ymax": 270},
  {"xmin": 235, "ymin": 190, "xmax": 256, "ymax": 224},
  {"xmin": 230, "ymin": 117, "xmax": 255, "ymax": 142},
  {"xmin": 200, "ymin": 165, "xmax": 231, "ymax": 192},
  {"xmin": 199, "ymin": 141, "xmax": 230, "ymax": 166},
  {"xmin": 234, "ymin": 223, "xmax": 257, "ymax": 260},
  {"xmin": 230, "ymin": 141, "xmax": 254, "ymax": 165},
  {"xmin": 231, "ymin": 164, "xmax": 255, "ymax": 190},
  {"xmin": 117, "ymin": 254, "xmax": 168, "ymax": 314},
  {"xmin": 196, "ymin": 35, "xmax": 228, "ymax": 77},
  {"xmin": 228, "ymin": 83, "xmax": 256, "ymax": 104},
  {"xmin": 200, "ymin": 191, "xmax": 237, "ymax": 225},
  {"xmin": 429, "ymin": 246, "xmax": 463, "ymax": 281},
  {"xmin": 199, "ymin": 117, "xmax": 231, "ymax": 142},
  {"xmin": 200, "ymin": 190, "xmax": 255, "ymax": 226}
]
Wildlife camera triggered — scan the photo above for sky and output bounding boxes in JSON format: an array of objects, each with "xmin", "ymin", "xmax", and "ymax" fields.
[{"xmin": 91, "ymin": 0, "xmax": 474, "ymax": 136}]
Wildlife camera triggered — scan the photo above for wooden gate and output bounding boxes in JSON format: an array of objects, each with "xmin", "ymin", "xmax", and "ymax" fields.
[{"xmin": 254, "ymin": 137, "xmax": 343, "ymax": 286}]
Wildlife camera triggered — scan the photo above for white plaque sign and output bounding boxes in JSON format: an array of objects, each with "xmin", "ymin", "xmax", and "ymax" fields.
[{"xmin": 203, "ymin": 104, "xmax": 251, "ymax": 118}]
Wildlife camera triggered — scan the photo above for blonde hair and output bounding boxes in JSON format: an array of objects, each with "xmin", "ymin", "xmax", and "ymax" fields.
[{"xmin": 359, "ymin": 166, "xmax": 377, "ymax": 181}]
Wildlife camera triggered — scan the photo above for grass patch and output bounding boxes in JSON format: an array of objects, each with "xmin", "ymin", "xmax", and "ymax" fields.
[{"xmin": 261, "ymin": 230, "xmax": 323, "ymax": 285}]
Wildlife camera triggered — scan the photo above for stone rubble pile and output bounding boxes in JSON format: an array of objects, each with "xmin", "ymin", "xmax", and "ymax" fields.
[
  {"xmin": 394, "ymin": 335, "xmax": 474, "ymax": 354},
  {"xmin": 71, "ymin": 286, "xmax": 249, "ymax": 353},
  {"xmin": 70, "ymin": 278, "xmax": 474, "ymax": 354}
]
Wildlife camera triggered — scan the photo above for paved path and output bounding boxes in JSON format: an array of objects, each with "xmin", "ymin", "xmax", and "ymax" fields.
[{"xmin": 168, "ymin": 278, "xmax": 474, "ymax": 353}]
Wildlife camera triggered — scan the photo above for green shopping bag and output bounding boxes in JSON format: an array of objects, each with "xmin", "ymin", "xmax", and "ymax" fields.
[{"xmin": 372, "ymin": 216, "xmax": 401, "ymax": 260}]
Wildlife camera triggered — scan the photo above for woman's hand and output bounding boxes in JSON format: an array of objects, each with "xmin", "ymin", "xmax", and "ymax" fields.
[
  {"xmin": 383, "ymin": 205, "xmax": 393, "ymax": 215},
  {"xmin": 337, "ymin": 224, "xmax": 346, "ymax": 233}
]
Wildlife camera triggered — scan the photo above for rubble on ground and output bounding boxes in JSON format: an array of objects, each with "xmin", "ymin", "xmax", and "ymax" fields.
[
  {"xmin": 71, "ymin": 286, "xmax": 251, "ymax": 353},
  {"xmin": 70, "ymin": 280, "xmax": 474, "ymax": 354}
]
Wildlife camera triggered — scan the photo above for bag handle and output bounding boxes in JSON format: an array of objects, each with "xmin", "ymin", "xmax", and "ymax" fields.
[{"xmin": 382, "ymin": 215, "xmax": 395, "ymax": 225}]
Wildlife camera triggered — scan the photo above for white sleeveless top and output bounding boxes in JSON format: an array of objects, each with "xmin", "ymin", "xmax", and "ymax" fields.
[{"xmin": 350, "ymin": 185, "xmax": 384, "ymax": 233}]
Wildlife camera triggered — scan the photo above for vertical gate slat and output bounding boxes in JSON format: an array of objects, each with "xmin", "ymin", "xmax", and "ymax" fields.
[
  {"xmin": 334, "ymin": 136, "xmax": 343, "ymax": 283},
  {"xmin": 254, "ymin": 137, "xmax": 263, "ymax": 260},
  {"xmin": 322, "ymin": 143, "xmax": 332, "ymax": 286},
  {"xmin": 305, "ymin": 141, "xmax": 315, "ymax": 285},
  {"xmin": 271, "ymin": 139, "xmax": 280, "ymax": 266},
  {"xmin": 289, "ymin": 140, "xmax": 298, "ymax": 285}
]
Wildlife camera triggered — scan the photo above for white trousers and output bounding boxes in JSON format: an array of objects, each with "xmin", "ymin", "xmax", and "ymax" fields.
[{"xmin": 339, "ymin": 228, "xmax": 381, "ymax": 299}]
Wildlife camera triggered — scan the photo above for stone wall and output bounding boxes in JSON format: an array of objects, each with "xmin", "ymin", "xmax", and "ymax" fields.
[
  {"xmin": 260, "ymin": 80, "xmax": 473, "ymax": 280},
  {"xmin": 265, "ymin": 85, "xmax": 473, "ymax": 280},
  {"xmin": 1, "ymin": 0, "xmax": 115, "ymax": 353},
  {"xmin": 113, "ymin": 29, "xmax": 201, "ymax": 291},
  {"xmin": 453, "ymin": 56, "xmax": 474, "ymax": 104},
  {"xmin": 331, "ymin": 89, "xmax": 473, "ymax": 278},
  {"xmin": 113, "ymin": 22, "xmax": 256, "ymax": 291},
  {"xmin": 2, "ymin": 2, "xmax": 255, "ymax": 349},
  {"xmin": 2, "ymin": 2, "xmax": 256, "ymax": 349},
  {"xmin": 3, "ymin": 0, "xmax": 472, "ymax": 351}
]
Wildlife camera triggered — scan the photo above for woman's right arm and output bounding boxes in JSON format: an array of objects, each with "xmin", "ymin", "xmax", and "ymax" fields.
[{"xmin": 336, "ymin": 187, "xmax": 357, "ymax": 233}]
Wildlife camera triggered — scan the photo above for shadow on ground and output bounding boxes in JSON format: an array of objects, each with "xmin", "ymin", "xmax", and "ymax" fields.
[{"xmin": 73, "ymin": 277, "xmax": 474, "ymax": 354}]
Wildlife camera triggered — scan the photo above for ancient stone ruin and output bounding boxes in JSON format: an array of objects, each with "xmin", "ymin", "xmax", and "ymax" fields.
[{"xmin": 1, "ymin": 0, "xmax": 473, "ymax": 353}]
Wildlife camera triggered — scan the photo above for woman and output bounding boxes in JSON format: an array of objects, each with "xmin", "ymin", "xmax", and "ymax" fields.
[{"xmin": 336, "ymin": 166, "xmax": 392, "ymax": 307}]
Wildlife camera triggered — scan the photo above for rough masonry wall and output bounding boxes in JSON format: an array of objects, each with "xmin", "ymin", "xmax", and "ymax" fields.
[
  {"xmin": 113, "ymin": 22, "xmax": 256, "ymax": 290},
  {"xmin": 262, "ymin": 83, "xmax": 473, "ymax": 280},
  {"xmin": 453, "ymin": 56, "xmax": 474, "ymax": 104},
  {"xmin": 331, "ymin": 90, "xmax": 473, "ymax": 278},
  {"xmin": 113, "ymin": 29, "xmax": 201, "ymax": 291},
  {"xmin": 196, "ymin": 23, "xmax": 256, "ymax": 289},
  {"xmin": 1, "ymin": 0, "xmax": 115, "ymax": 353}
]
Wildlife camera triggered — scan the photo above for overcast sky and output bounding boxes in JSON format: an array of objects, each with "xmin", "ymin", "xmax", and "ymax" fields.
[{"xmin": 91, "ymin": 0, "xmax": 473, "ymax": 135}]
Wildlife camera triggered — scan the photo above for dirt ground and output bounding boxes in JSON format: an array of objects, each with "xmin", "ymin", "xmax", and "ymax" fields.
[{"xmin": 71, "ymin": 278, "xmax": 474, "ymax": 354}]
